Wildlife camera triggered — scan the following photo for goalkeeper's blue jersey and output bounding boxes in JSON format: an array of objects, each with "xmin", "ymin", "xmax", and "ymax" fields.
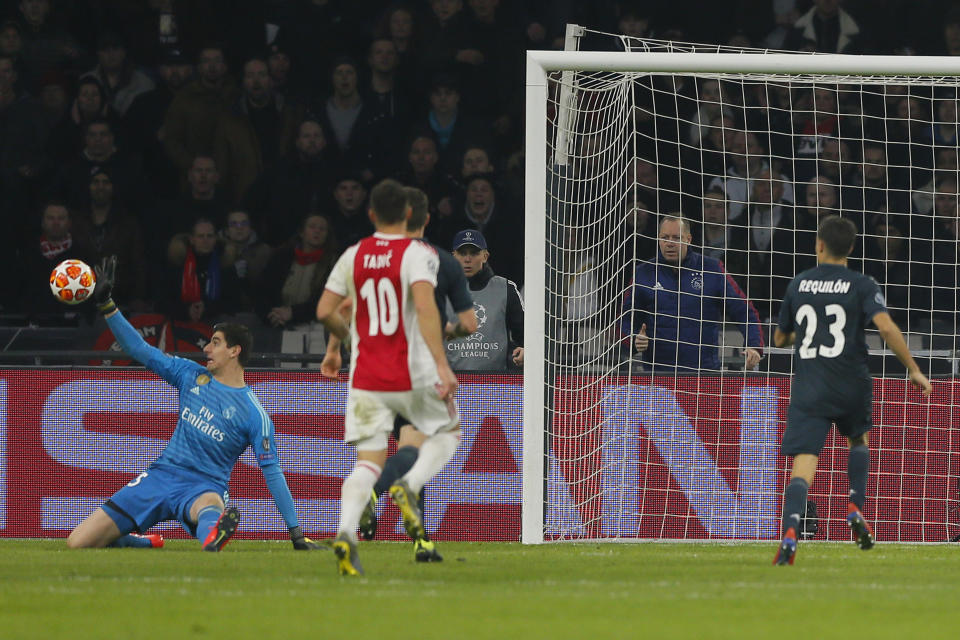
[{"xmin": 105, "ymin": 314, "xmax": 277, "ymax": 485}]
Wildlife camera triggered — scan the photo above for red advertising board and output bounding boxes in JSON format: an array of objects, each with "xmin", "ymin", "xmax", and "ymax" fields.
[{"xmin": 0, "ymin": 370, "xmax": 956, "ymax": 542}]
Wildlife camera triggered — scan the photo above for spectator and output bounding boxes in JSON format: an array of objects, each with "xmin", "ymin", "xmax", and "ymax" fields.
[
  {"xmin": 394, "ymin": 133, "xmax": 460, "ymax": 230},
  {"xmin": 688, "ymin": 79, "xmax": 731, "ymax": 146},
  {"xmin": 621, "ymin": 215, "xmax": 764, "ymax": 372},
  {"xmin": 257, "ymin": 212, "xmax": 338, "ymax": 330},
  {"xmin": 162, "ymin": 44, "xmax": 238, "ymax": 179},
  {"xmin": 460, "ymin": 144, "xmax": 495, "ymax": 179},
  {"xmin": 784, "ymin": 0, "xmax": 864, "ymax": 54},
  {"xmin": 0, "ymin": 53, "xmax": 45, "ymax": 216},
  {"xmin": 862, "ymin": 220, "xmax": 911, "ymax": 326},
  {"xmin": 80, "ymin": 31, "xmax": 155, "ymax": 116},
  {"xmin": 51, "ymin": 117, "xmax": 148, "ymax": 211},
  {"xmin": 414, "ymin": 72, "xmax": 483, "ymax": 173},
  {"xmin": 272, "ymin": 0, "xmax": 363, "ymax": 101},
  {"xmin": 707, "ymin": 130, "xmax": 781, "ymax": 221},
  {"xmin": 44, "ymin": 76, "xmax": 113, "ymax": 166},
  {"xmin": 317, "ymin": 56, "xmax": 379, "ymax": 182},
  {"xmin": 0, "ymin": 20, "xmax": 26, "ymax": 86},
  {"xmin": 11, "ymin": 0, "xmax": 84, "ymax": 88},
  {"xmin": 913, "ymin": 146, "xmax": 958, "ymax": 216},
  {"xmin": 451, "ymin": 172, "xmax": 523, "ymax": 285},
  {"xmin": 446, "ymin": 229, "xmax": 524, "ymax": 370},
  {"xmin": 848, "ymin": 143, "xmax": 907, "ymax": 231},
  {"xmin": 465, "ymin": 0, "xmax": 525, "ymax": 132},
  {"xmin": 936, "ymin": 5, "xmax": 960, "ymax": 55},
  {"xmin": 925, "ymin": 94, "xmax": 959, "ymax": 147},
  {"xmin": 72, "ymin": 168, "xmax": 148, "ymax": 309},
  {"xmin": 699, "ymin": 188, "xmax": 740, "ymax": 271},
  {"xmin": 329, "ymin": 174, "xmax": 373, "ymax": 248},
  {"xmin": 419, "ymin": 0, "xmax": 483, "ymax": 97},
  {"xmin": 164, "ymin": 217, "xmax": 243, "ymax": 322},
  {"xmin": 220, "ymin": 209, "xmax": 272, "ymax": 312},
  {"xmin": 797, "ymin": 175, "xmax": 842, "ymax": 232},
  {"xmin": 364, "ymin": 38, "xmax": 413, "ymax": 141},
  {"xmin": 149, "ymin": 155, "xmax": 231, "ymax": 281},
  {"xmin": 213, "ymin": 56, "xmax": 304, "ymax": 204},
  {"xmin": 16, "ymin": 199, "xmax": 96, "ymax": 320},
  {"xmin": 122, "ymin": 46, "xmax": 194, "ymax": 200},
  {"xmin": 245, "ymin": 118, "xmax": 335, "ymax": 246},
  {"xmin": 814, "ymin": 136, "xmax": 854, "ymax": 186},
  {"xmin": 734, "ymin": 167, "xmax": 802, "ymax": 320},
  {"xmin": 35, "ymin": 68, "xmax": 69, "ymax": 132}
]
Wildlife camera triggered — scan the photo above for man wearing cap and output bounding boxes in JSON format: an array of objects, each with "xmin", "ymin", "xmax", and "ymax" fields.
[{"xmin": 447, "ymin": 228, "xmax": 524, "ymax": 370}]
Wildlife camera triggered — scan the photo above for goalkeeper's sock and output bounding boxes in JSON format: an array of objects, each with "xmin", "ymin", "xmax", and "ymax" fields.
[
  {"xmin": 109, "ymin": 533, "xmax": 162, "ymax": 548},
  {"xmin": 338, "ymin": 460, "xmax": 381, "ymax": 540},
  {"xmin": 847, "ymin": 444, "xmax": 869, "ymax": 511},
  {"xmin": 196, "ymin": 505, "xmax": 223, "ymax": 543},
  {"xmin": 781, "ymin": 477, "xmax": 809, "ymax": 536},
  {"xmin": 373, "ymin": 446, "xmax": 418, "ymax": 497},
  {"xmin": 402, "ymin": 431, "xmax": 460, "ymax": 494}
]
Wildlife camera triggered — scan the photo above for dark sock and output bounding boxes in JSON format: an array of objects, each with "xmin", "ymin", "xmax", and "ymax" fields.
[
  {"xmin": 109, "ymin": 534, "xmax": 154, "ymax": 548},
  {"xmin": 781, "ymin": 478, "xmax": 809, "ymax": 536},
  {"xmin": 196, "ymin": 505, "xmax": 223, "ymax": 542},
  {"xmin": 374, "ymin": 446, "xmax": 419, "ymax": 496},
  {"xmin": 848, "ymin": 444, "xmax": 869, "ymax": 511}
]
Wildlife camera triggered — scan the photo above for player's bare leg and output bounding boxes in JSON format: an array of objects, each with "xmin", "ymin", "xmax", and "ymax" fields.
[
  {"xmin": 67, "ymin": 508, "xmax": 163, "ymax": 549},
  {"xmin": 846, "ymin": 434, "xmax": 875, "ymax": 550},
  {"xmin": 774, "ymin": 454, "xmax": 817, "ymax": 566}
]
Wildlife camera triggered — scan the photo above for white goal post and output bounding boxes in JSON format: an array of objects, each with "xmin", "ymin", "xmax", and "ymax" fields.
[{"xmin": 522, "ymin": 48, "xmax": 960, "ymax": 544}]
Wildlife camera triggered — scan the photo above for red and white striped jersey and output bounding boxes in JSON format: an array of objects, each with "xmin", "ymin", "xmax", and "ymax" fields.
[{"xmin": 325, "ymin": 232, "xmax": 440, "ymax": 391}]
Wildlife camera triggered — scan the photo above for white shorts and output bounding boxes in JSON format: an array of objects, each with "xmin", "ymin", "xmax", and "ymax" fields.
[{"xmin": 345, "ymin": 386, "xmax": 460, "ymax": 451}]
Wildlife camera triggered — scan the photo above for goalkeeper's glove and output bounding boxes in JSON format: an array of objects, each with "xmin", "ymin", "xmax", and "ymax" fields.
[
  {"xmin": 289, "ymin": 525, "xmax": 320, "ymax": 550},
  {"xmin": 92, "ymin": 255, "xmax": 118, "ymax": 315}
]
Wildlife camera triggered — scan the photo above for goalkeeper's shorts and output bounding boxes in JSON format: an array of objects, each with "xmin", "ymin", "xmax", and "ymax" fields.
[{"xmin": 101, "ymin": 464, "xmax": 228, "ymax": 537}]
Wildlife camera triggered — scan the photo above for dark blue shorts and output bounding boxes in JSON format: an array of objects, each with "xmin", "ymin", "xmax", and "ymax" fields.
[
  {"xmin": 781, "ymin": 404, "xmax": 872, "ymax": 456},
  {"xmin": 101, "ymin": 465, "xmax": 228, "ymax": 537}
]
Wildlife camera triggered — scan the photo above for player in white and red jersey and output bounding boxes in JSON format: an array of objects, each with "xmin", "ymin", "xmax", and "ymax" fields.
[{"xmin": 317, "ymin": 179, "xmax": 460, "ymax": 576}]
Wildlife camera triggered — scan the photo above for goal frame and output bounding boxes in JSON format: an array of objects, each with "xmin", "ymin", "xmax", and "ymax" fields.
[{"xmin": 521, "ymin": 49, "xmax": 960, "ymax": 544}]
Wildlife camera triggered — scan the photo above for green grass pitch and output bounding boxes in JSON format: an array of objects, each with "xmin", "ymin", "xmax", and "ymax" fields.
[{"xmin": 2, "ymin": 539, "xmax": 959, "ymax": 639}]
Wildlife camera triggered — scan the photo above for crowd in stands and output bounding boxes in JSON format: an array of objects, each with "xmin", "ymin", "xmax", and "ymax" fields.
[{"xmin": 1, "ymin": 0, "xmax": 960, "ymax": 367}]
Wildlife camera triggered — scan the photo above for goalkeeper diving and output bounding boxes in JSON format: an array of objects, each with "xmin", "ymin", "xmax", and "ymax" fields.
[{"xmin": 67, "ymin": 256, "xmax": 319, "ymax": 551}]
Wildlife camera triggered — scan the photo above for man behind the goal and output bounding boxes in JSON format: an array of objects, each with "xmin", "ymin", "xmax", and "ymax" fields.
[{"xmin": 772, "ymin": 215, "xmax": 932, "ymax": 566}]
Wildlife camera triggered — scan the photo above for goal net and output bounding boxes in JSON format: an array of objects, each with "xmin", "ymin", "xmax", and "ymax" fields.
[{"xmin": 522, "ymin": 31, "xmax": 960, "ymax": 544}]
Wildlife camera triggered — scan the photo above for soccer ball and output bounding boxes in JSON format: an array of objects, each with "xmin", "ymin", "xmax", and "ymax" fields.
[{"xmin": 49, "ymin": 259, "xmax": 96, "ymax": 305}]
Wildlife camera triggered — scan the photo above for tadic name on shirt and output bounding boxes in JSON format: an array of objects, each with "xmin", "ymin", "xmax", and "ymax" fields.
[
  {"xmin": 797, "ymin": 278, "xmax": 851, "ymax": 295},
  {"xmin": 363, "ymin": 250, "xmax": 393, "ymax": 269},
  {"xmin": 181, "ymin": 405, "xmax": 225, "ymax": 442}
]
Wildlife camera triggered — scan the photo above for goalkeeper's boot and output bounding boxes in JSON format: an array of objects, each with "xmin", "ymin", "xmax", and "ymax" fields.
[
  {"xmin": 358, "ymin": 490, "xmax": 378, "ymax": 541},
  {"xmin": 202, "ymin": 507, "xmax": 240, "ymax": 552},
  {"xmin": 133, "ymin": 533, "xmax": 165, "ymax": 548},
  {"xmin": 414, "ymin": 537, "xmax": 443, "ymax": 563},
  {"xmin": 847, "ymin": 505, "xmax": 875, "ymax": 550},
  {"xmin": 389, "ymin": 479, "xmax": 425, "ymax": 541},
  {"xmin": 332, "ymin": 534, "xmax": 364, "ymax": 577},
  {"xmin": 773, "ymin": 527, "xmax": 797, "ymax": 566}
]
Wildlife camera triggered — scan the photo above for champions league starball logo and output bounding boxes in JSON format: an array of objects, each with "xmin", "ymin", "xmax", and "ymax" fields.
[{"xmin": 474, "ymin": 302, "xmax": 488, "ymax": 329}]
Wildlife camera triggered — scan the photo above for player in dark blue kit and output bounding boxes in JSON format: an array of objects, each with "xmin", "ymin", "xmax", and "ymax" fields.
[
  {"xmin": 67, "ymin": 257, "xmax": 319, "ymax": 551},
  {"xmin": 321, "ymin": 187, "xmax": 476, "ymax": 561},
  {"xmin": 772, "ymin": 216, "xmax": 931, "ymax": 565}
]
